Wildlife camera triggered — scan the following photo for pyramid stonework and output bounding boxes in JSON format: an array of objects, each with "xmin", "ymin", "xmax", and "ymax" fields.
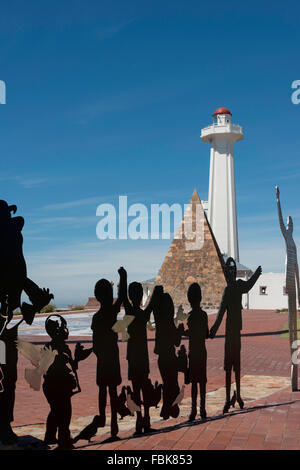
[{"xmin": 151, "ymin": 190, "xmax": 227, "ymax": 311}]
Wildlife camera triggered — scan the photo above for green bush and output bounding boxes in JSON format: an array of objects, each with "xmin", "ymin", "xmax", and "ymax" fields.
[
  {"xmin": 40, "ymin": 304, "xmax": 56, "ymax": 313},
  {"xmin": 71, "ymin": 305, "xmax": 85, "ymax": 311}
]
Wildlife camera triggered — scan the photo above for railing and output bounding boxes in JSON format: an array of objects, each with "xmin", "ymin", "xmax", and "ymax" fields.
[{"xmin": 201, "ymin": 123, "xmax": 243, "ymax": 134}]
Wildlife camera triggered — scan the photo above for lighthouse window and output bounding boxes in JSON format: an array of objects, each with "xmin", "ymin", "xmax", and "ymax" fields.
[{"xmin": 259, "ymin": 286, "xmax": 267, "ymax": 295}]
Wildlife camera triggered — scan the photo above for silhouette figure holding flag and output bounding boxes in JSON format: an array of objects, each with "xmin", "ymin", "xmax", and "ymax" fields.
[{"xmin": 210, "ymin": 257, "xmax": 262, "ymax": 413}]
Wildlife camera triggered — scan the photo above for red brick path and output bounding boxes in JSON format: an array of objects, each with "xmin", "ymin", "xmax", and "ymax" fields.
[{"xmin": 13, "ymin": 310, "xmax": 299, "ymax": 450}]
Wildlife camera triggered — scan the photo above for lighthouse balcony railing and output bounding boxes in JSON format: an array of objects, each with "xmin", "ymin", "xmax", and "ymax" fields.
[{"xmin": 201, "ymin": 123, "xmax": 243, "ymax": 134}]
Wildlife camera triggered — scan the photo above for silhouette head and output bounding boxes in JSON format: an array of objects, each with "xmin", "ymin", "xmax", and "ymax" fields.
[
  {"xmin": 225, "ymin": 257, "xmax": 237, "ymax": 283},
  {"xmin": 0, "ymin": 200, "xmax": 17, "ymax": 222},
  {"xmin": 94, "ymin": 279, "xmax": 113, "ymax": 306},
  {"xmin": 287, "ymin": 216, "xmax": 293, "ymax": 234},
  {"xmin": 45, "ymin": 314, "xmax": 69, "ymax": 341},
  {"xmin": 128, "ymin": 282, "xmax": 143, "ymax": 307},
  {"xmin": 187, "ymin": 283, "xmax": 202, "ymax": 308}
]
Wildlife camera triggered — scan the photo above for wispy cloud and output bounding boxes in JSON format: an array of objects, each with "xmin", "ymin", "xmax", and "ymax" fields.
[
  {"xmin": 0, "ymin": 175, "xmax": 48, "ymax": 188},
  {"xmin": 43, "ymin": 196, "xmax": 110, "ymax": 211},
  {"xmin": 95, "ymin": 17, "xmax": 137, "ymax": 40},
  {"xmin": 42, "ymin": 188, "xmax": 199, "ymax": 212},
  {"xmin": 0, "ymin": 174, "xmax": 71, "ymax": 189}
]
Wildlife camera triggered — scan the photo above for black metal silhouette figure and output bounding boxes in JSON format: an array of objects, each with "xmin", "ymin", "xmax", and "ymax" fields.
[
  {"xmin": 43, "ymin": 315, "xmax": 92, "ymax": 449},
  {"xmin": 209, "ymin": 258, "xmax": 262, "ymax": 413},
  {"xmin": 152, "ymin": 287, "xmax": 183, "ymax": 420},
  {"xmin": 0, "ymin": 201, "xmax": 53, "ymax": 326},
  {"xmin": 0, "ymin": 201, "xmax": 53, "ymax": 446},
  {"xmin": 122, "ymin": 273, "xmax": 159, "ymax": 434},
  {"xmin": 91, "ymin": 267, "xmax": 126, "ymax": 440},
  {"xmin": 177, "ymin": 345, "xmax": 189, "ymax": 385},
  {"xmin": 183, "ymin": 283, "xmax": 209, "ymax": 421}
]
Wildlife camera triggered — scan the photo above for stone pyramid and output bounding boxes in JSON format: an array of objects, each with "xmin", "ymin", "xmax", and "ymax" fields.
[{"xmin": 151, "ymin": 189, "xmax": 227, "ymax": 311}]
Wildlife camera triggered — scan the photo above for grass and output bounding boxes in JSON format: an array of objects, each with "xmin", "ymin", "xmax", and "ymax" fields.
[{"xmin": 281, "ymin": 318, "xmax": 300, "ymax": 339}]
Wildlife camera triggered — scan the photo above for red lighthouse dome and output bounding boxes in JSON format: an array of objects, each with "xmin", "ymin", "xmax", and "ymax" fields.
[{"xmin": 212, "ymin": 107, "xmax": 232, "ymax": 116}]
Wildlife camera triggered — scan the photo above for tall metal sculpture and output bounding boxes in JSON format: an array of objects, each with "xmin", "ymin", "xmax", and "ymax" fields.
[{"xmin": 276, "ymin": 186, "xmax": 300, "ymax": 391}]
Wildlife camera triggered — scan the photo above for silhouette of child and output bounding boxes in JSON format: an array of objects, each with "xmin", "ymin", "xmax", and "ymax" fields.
[
  {"xmin": 153, "ymin": 288, "xmax": 183, "ymax": 420},
  {"xmin": 43, "ymin": 315, "xmax": 91, "ymax": 449},
  {"xmin": 91, "ymin": 267, "xmax": 126, "ymax": 440},
  {"xmin": 210, "ymin": 258, "xmax": 262, "ymax": 413},
  {"xmin": 184, "ymin": 283, "xmax": 209, "ymax": 421},
  {"xmin": 123, "ymin": 274, "xmax": 159, "ymax": 434}
]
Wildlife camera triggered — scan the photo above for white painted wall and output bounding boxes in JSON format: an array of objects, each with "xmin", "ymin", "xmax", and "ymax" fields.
[{"xmin": 247, "ymin": 273, "xmax": 288, "ymax": 310}]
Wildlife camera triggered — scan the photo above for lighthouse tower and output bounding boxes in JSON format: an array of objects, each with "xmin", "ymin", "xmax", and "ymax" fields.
[{"xmin": 201, "ymin": 107, "xmax": 243, "ymax": 262}]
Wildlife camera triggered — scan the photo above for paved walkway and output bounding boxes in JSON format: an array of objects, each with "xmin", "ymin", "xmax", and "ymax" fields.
[{"xmin": 6, "ymin": 310, "xmax": 300, "ymax": 450}]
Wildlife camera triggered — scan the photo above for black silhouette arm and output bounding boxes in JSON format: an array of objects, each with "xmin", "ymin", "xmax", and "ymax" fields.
[
  {"xmin": 276, "ymin": 186, "xmax": 287, "ymax": 239},
  {"xmin": 120, "ymin": 269, "xmax": 134, "ymax": 316},
  {"xmin": 123, "ymin": 295, "xmax": 133, "ymax": 316},
  {"xmin": 209, "ymin": 288, "xmax": 228, "ymax": 338},
  {"xmin": 144, "ymin": 285, "xmax": 162, "ymax": 320},
  {"xmin": 206, "ymin": 322, "xmax": 209, "ymax": 339},
  {"xmin": 240, "ymin": 266, "xmax": 262, "ymax": 293},
  {"xmin": 113, "ymin": 267, "xmax": 127, "ymax": 312},
  {"xmin": 148, "ymin": 285, "xmax": 164, "ymax": 324}
]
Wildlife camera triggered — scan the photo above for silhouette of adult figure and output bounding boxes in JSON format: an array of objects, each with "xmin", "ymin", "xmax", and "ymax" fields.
[
  {"xmin": 91, "ymin": 267, "xmax": 126, "ymax": 439},
  {"xmin": 152, "ymin": 287, "xmax": 183, "ymax": 420},
  {"xmin": 123, "ymin": 274, "xmax": 159, "ymax": 434},
  {"xmin": 210, "ymin": 258, "xmax": 262, "ymax": 413},
  {"xmin": 184, "ymin": 283, "xmax": 209, "ymax": 421},
  {"xmin": 276, "ymin": 186, "xmax": 300, "ymax": 390},
  {"xmin": 0, "ymin": 200, "xmax": 53, "ymax": 329},
  {"xmin": 0, "ymin": 201, "xmax": 53, "ymax": 445}
]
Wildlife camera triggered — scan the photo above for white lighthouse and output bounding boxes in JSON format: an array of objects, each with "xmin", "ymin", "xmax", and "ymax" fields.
[{"xmin": 201, "ymin": 107, "xmax": 243, "ymax": 262}]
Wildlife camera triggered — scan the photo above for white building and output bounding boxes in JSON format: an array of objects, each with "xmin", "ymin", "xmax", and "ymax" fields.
[{"xmin": 247, "ymin": 273, "xmax": 288, "ymax": 310}]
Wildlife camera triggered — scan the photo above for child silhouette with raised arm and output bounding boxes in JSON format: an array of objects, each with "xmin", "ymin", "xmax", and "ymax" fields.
[
  {"xmin": 122, "ymin": 273, "xmax": 159, "ymax": 434},
  {"xmin": 153, "ymin": 287, "xmax": 183, "ymax": 420},
  {"xmin": 184, "ymin": 283, "xmax": 209, "ymax": 421},
  {"xmin": 210, "ymin": 257, "xmax": 262, "ymax": 413},
  {"xmin": 91, "ymin": 267, "xmax": 126, "ymax": 440}
]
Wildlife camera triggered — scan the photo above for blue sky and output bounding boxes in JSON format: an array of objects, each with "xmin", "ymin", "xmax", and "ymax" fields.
[{"xmin": 0, "ymin": 0, "xmax": 299, "ymax": 305}]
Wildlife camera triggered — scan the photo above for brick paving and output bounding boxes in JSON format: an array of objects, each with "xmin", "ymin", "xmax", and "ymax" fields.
[{"xmin": 8, "ymin": 309, "xmax": 300, "ymax": 450}]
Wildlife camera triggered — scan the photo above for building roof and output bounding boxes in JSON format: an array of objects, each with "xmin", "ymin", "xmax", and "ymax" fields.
[{"xmin": 213, "ymin": 107, "xmax": 232, "ymax": 116}]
